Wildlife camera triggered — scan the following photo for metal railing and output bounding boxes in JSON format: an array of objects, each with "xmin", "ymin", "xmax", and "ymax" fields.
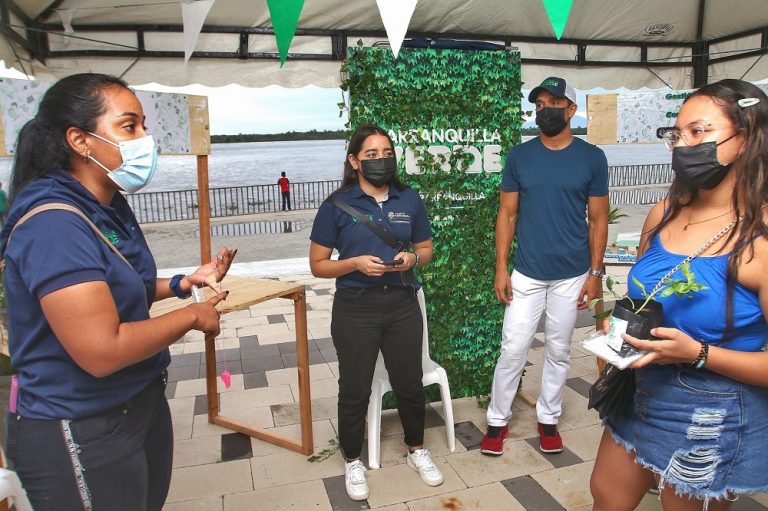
[
  {"xmin": 610, "ymin": 188, "xmax": 668, "ymax": 205},
  {"xmin": 608, "ymin": 163, "xmax": 673, "ymax": 187},
  {"xmin": 127, "ymin": 164, "xmax": 675, "ymax": 224},
  {"xmin": 127, "ymin": 180, "xmax": 341, "ymax": 224}
]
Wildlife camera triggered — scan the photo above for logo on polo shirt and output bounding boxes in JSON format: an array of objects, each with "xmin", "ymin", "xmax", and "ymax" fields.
[
  {"xmin": 103, "ymin": 230, "xmax": 120, "ymax": 245},
  {"xmin": 350, "ymin": 214, "xmax": 375, "ymax": 223},
  {"xmin": 388, "ymin": 212, "xmax": 411, "ymax": 224}
]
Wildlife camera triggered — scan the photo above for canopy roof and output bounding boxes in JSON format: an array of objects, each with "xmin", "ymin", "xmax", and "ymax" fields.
[{"xmin": 1, "ymin": 0, "xmax": 767, "ymax": 90}]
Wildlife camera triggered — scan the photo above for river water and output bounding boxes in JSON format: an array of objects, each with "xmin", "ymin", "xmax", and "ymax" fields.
[{"xmin": 0, "ymin": 136, "xmax": 671, "ymax": 192}]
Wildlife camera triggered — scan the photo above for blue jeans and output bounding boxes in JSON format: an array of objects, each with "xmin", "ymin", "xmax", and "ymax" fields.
[
  {"xmin": 6, "ymin": 374, "xmax": 172, "ymax": 511},
  {"xmin": 331, "ymin": 285, "xmax": 424, "ymax": 459}
]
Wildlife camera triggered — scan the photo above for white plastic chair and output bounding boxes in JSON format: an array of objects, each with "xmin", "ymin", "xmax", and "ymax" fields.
[
  {"xmin": 0, "ymin": 468, "xmax": 32, "ymax": 511},
  {"xmin": 366, "ymin": 288, "xmax": 456, "ymax": 469}
]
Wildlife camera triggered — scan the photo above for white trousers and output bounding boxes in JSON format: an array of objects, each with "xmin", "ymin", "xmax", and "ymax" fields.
[{"xmin": 487, "ymin": 269, "xmax": 587, "ymax": 427}]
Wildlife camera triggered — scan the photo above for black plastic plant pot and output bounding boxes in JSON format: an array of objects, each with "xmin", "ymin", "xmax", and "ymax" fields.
[{"xmin": 612, "ymin": 297, "xmax": 663, "ymax": 340}]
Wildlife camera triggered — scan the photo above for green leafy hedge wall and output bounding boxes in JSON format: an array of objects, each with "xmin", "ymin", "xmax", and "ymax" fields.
[{"xmin": 342, "ymin": 45, "xmax": 524, "ymax": 397}]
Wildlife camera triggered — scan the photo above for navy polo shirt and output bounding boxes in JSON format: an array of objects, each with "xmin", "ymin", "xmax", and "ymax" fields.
[
  {"xmin": 0, "ymin": 170, "xmax": 165, "ymax": 420},
  {"xmin": 501, "ymin": 137, "xmax": 608, "ymax": 280},
  {"xmin": 310, "ymin": 184, "xmax": 432, "ymax": 289}
]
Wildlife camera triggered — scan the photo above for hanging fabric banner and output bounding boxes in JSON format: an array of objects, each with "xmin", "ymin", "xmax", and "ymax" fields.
[
  {"xmin": 542, "ymin": 0, "xmax": 573, "ymax": 40},
  {"xmin": 267, "ymin": 0, "xmax": 305, "ymax": 67},
  {"xmin": 376, "ymin": 0, "xmax": 418, "ymax": 59},
  {"xmin": 181, "ymin": 0, "xmax": 216, "ymax": 62}
]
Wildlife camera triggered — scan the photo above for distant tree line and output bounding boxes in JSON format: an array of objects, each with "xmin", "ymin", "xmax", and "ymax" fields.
[
  {"xmin": 210, "ymin": 127, "xmax": 587, "ymax": 143},
  {"xmin": 211, "ymin": 129, "xmax": 346, "ymax": 143},
  {"xmin": 522, "ymin": 126, "xmax": 587, "ymax": 136}
]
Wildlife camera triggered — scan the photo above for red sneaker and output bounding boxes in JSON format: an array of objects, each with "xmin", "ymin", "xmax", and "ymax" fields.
[
  {"xmin": 480, "ymin": 425, "xmax": 509, "ymax": 456},
  {"xmin": 538, "ymin": 422, "xmax": 564, "ymax": 454}
]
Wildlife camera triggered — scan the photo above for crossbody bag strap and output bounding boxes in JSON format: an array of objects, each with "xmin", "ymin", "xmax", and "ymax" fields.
[
  {"xmin": 329, "ymin": 196, "xmax": 405, "ymax": 251},
  {"xmin": 5, "ymin": 202, "xmax": 134, "ymax": 270}
]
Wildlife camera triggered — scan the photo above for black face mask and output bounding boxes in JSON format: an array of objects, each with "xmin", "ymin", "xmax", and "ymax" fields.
[
  {"xmin": 671, "ymin": 136, "xmax": 737, "ymax": 190},
  {"xmin": 360, "ymin": 157, "xmax": 396, "ymax": 187},
  {"xmin": 536, "ymin": 107, "xmax": 568, "ymax": 137}
]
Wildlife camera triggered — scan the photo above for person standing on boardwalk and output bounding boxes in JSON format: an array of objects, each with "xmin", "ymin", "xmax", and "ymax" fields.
[
  {"xmin": 278, "ymin": 171, "xmax": 291, "ymax": 210},
  {"xmin": 480, "ymin": 76, "xmax": 609, "ymax": 457},
  {"xmin": 591, "ymin": 79, "xmax": 768, "ymax": 511},
  {"xmin": 0, "ymin": 72, "xmax": 237, "ymax": 511},
  {"xmin": 309, "ymin": 124, "xmax": 442, "ymax": 501}
]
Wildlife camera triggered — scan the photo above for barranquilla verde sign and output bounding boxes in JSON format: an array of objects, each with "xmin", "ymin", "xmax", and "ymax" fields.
[
  {"xmin": 390, "ymin": 127, "xmax": 504, "ymax": 174},
  {"xmin": 342, "ymin": 44, "xmax": 524, "ymax": 399}
]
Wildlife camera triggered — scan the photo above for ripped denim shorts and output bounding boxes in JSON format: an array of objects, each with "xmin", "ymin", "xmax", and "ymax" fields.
[{"xmin": 606, "ymin": 363, "xmax": 768, "ymax": 502}]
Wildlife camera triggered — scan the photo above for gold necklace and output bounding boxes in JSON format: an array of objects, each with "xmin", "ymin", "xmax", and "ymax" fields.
[{"xmin": 683, "ymin": 209, "xmax": 734, "ymax": 230}]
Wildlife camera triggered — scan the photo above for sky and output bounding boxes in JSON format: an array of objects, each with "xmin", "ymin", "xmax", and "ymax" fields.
[
  {"xmin": 137, "ymin": 82, "xmax": 348, "ymax": 135},
  {"xmin": 0, "ymin": 61, "xmax": 618, "ymax": 135},
  {"xmin": 138, "ymin": 80, "xmax": 594, "ymax": 133}
]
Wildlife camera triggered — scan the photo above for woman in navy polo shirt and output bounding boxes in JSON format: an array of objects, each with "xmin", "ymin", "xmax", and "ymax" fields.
[
  {"xmin": 0, "ymin": 73, "xmax": 235, "ymax": 511},
  {"xmin": 309, "ymin": 125, "xmax": 442, "ymax": 501}
]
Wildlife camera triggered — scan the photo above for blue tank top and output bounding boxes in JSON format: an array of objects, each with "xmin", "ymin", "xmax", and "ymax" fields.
[{"xmin": 626, "ymin": 234, "xmax": 767, "ymax": 351}]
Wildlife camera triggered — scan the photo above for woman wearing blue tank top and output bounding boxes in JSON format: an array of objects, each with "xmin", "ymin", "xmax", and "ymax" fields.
[{"xmin": 591, "ymin": 79, "xmax": 768, "ymax": 511}]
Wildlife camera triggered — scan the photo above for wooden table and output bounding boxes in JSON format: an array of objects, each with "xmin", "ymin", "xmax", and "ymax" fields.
[{"xmin": 151, "ymin": 275, "xmax": 314, "ymax": 455}]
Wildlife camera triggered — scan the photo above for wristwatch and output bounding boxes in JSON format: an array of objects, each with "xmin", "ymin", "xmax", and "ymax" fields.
[
  {"xmin": 414, "ymin": 252, "xmax": 421, "ymax": 267},
  {"xmin": 588, "ymin": 268, "xmax": 605, "ymax": 278}
]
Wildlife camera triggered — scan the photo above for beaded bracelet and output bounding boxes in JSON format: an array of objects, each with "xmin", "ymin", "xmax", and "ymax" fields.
[{"xmin": 691, "ymin": 341, "xmax": 709, "ymax": 370}]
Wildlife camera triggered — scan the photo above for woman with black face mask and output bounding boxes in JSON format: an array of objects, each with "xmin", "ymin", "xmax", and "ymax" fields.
[
  {"xmin": 308, "ymin": 125, "xmax": 441, "ymax": 501},
  {"xmin": 591, "ymin": 79, "xmax": 768, "ymax": 511}
]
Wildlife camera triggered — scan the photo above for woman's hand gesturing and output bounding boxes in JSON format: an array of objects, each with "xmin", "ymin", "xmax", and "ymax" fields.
[{"xmin": 186, "ymin": 247, "xmax": 238, "ymax": 291}]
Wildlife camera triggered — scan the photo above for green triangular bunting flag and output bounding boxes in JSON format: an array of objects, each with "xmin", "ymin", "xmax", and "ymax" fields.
[
  {"xmin": 267, "ymin": 0, "xmax": 304, "ymax": 67},
  {"xmin": 542, "ymin": 0, "xmax": 573, "ymax": 40}
]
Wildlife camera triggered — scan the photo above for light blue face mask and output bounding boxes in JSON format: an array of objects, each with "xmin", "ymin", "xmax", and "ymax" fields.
[{"xmin": 87, "ymin": 132, "xmax": 158, "ymax": 193}]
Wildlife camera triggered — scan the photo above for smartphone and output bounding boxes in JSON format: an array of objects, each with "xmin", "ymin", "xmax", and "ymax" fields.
[{"xmin": 380, "ymin": 258, "xmax": 404, "ymax": 266}]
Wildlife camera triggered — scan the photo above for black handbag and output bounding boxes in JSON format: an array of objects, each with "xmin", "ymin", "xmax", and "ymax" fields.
[{"xmin": 588, "ymin": 364, "xmax": 635, "ymax": 421}]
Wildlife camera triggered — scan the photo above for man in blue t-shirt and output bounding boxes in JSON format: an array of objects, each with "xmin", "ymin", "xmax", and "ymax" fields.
[{"xmin": 480, "ymin": 77, "xmax": 609, "ymax": 457}]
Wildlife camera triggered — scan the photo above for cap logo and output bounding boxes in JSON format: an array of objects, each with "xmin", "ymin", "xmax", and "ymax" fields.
[{"xmin": 542, "ymin": 79, "xmax": 561, "ymax": 87}]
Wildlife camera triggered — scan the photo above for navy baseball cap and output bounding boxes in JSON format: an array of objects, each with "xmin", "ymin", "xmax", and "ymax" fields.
[{"xmin": 528, "ymin": 77, "xmax": 577, "ymax": 104}]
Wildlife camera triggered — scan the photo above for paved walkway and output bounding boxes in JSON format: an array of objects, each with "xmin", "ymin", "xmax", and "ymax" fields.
[{"xmin": 144, "ymin": 207, "xmax": 768, "ymax": 511}]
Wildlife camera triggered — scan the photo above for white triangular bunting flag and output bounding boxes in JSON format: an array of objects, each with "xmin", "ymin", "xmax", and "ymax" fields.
[
  {"xmin": 376, "ymin": 0, "xmax": 418, "ymax": 59},
  {"xmin": 57, "ymin": 9, "xmax": 75, "ymax": 34},
  {"xmin": 181, "ymin": 0, "xmax": 216, "ymax": 62}
]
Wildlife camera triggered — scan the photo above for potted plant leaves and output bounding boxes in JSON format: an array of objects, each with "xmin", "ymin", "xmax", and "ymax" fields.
[
  {"xmin": 586, "ymin": 261, "xmax": 707, "ymax": 366},
  {"xmin": 607, "ymin": 206, "xmax": 628, "ymax": 245}
]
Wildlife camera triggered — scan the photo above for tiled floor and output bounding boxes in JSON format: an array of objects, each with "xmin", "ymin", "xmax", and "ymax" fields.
[{"xmin": 163, "ymin": 273, "xmax": 768, "ymax": 510}]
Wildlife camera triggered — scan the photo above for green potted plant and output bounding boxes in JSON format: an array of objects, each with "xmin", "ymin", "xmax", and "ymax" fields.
[
  {"xmin": 590, "ymin": 262, "xmax": 707, "ymax": 357},
  {"xmin": 607, "ymin": 205, "xmax": 628, "ymax": 245}
]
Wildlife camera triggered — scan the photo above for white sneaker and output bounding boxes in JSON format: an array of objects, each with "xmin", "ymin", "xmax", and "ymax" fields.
[
  {"xmin": 406, "ymin": 448, "xmax": 444, "ymax": 486},
  {"xmin": 344, "ymin": 459, "xmax": 369, "ymax": 501}
]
